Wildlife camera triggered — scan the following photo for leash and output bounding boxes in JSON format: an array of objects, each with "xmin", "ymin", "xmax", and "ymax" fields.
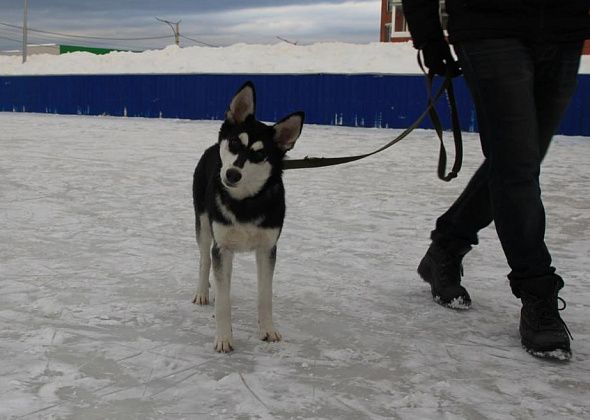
[{"xmin": 283, "ymin": 56, "xmax": 463, "ymax": 182}]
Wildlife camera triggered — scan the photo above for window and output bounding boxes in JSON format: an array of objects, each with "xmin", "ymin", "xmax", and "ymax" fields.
[
  {"xmin": 389, "ymin": 3, "xmax": 409, "ymax": 39},
  {"xmin": 387, "ymin": 0, "xmax": 395, "ymax": 13},
  {"xmin": 393, "ymin": 6, "xmax": 407, "ymax": 32},
  {"xmin": 386, "ymin": 0, "xmax": 447, "ymax": 39}
]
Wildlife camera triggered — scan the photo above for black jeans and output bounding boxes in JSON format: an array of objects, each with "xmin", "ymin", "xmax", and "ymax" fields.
[{"xmin": 431, "ymin": 39, "xmax": 583, "ymax": 296}]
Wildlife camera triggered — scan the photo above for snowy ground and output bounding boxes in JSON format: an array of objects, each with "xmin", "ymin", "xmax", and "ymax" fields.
[{"xmin": 1, "ymin": 112, "xmax": 589, "ymax": 419}]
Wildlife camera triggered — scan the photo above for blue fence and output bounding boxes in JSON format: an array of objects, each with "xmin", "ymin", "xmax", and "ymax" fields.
[{"xmin": 0, "ymin": 73, "xmax": 588, "ymax": 135}]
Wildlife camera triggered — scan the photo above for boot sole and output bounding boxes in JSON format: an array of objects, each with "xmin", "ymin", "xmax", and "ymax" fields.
[
  {"xmin": 417, "ymin": 257, "xmax": 471, "ymax": 310},
  {"xmin": 434, "ymin": 295, "xmax": 471, "ymax": 310},
  {"xmin": 521, "ymin": 335, "xmax": 571, "ymax": 361},
  {"xmin": 522, "ymin": 344, "xmax": 572, "ymax": 361}
]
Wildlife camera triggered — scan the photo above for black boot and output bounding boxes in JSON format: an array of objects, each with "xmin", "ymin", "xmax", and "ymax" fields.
[
  {"xmin": 518, "ymin": 278, "xmax": 572, "ymax": 361},
  {"xmin": 417, "ymin": 241, "xmax": 472, "ymax": 309}
]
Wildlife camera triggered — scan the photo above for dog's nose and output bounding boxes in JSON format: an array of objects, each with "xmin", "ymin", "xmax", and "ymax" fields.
[{"xmin": 226, "ymin": 168, "xmax": 242, "ymax": 184}]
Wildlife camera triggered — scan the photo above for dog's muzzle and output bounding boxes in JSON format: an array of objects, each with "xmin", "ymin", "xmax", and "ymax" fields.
[{"xmin": 225, "ymin": 168, "xmax": 242, "ymax": 186}]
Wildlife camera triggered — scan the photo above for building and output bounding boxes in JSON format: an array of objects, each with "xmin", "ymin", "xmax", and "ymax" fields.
[
  {"xmin": 380, "ymin": 0, "xmax": 447, "ymax": 43},
  {"xmin": 380, "ymin": 0, "xmax": 590, "ymax": 54}
]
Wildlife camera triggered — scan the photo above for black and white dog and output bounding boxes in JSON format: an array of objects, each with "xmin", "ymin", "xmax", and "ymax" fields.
[{"xmin": 192, "ymin": 81, "xmax": 304, "ymax": 352}]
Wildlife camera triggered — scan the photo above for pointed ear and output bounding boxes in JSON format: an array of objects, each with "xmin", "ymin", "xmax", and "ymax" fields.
[
  {"xmin": 226, "ymin": 81, "xmax": 256, "ymax": 124},
  {"xmin": 273, "ymin": 112, "xmax": 304, "ymax": 152}
]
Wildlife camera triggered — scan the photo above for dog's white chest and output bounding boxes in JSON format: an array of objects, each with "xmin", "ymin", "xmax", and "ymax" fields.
[{"xmin": 212, "ymin": 222, "xmax": 279, "ymax": 252}]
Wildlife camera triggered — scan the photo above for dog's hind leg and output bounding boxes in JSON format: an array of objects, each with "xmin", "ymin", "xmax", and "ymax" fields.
[
  {"xmin": 256, "ymin": 246, "xmax": 282, "ymax": 342},
  {"xmin": 193, "ymin": 213, "xmax": 213, "ymax": 305},
  {"xmin": 212, "ymin": 243, "xmax": 234, "ymax": 352}
]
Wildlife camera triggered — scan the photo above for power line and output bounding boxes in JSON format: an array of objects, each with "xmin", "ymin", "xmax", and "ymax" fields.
[
  {"xmin": 1, "ymin": 31, "xmax": 162, "ymax": 52},
  {"xmin": 1, "ymin": 24, "xmax": 211, "ymax": 46},
  {"xmin": 179, "ymin": 34, "xmax": 217, "ymax": 47},
  {"xmin": 0, "ymin": 35, "xmax": 22, "ymax": 44},
  {"xmin": 0, "ymin": 21, "xmax": 173, "ymax": 41},
  {"xmin": 1, "ymin": 31, "xmax": 164, "ymax": 52},
  {"xmin": 0, "ymin": 20, "xmax": 216, "ymax": 51},
  {"xmin": 0, "ymin": 25, "xmax": 20, "ymax": 34}
]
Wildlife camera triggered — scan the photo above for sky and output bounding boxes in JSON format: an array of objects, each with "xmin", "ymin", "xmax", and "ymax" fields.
[{"xmin": 0, "ymin": 0, "xmax": 382, "ymax": 51}]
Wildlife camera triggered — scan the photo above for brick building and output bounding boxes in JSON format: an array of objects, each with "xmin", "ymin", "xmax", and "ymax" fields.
[{"xmin": 380, "ymin": 0, "xmax": 445, "ymax": 43}]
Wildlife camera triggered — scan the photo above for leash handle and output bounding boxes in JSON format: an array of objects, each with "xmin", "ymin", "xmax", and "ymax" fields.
[
  {"xmin": 419, "ymin": 50, "xmax": 463, "ymax": 182},
  {"xmin": 426, "ymin": 72, "xmax": 463, "ymax": 181}
]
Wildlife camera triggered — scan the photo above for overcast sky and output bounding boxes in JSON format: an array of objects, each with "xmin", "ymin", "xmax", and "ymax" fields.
[{"xmin": 0, "ymin": 0, "xmax": 382, "ymax": 51}]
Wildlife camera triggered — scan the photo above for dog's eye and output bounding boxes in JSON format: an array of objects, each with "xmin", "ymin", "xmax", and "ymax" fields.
[
  {"xmin": 228, "ymin": 138, "xmax": 241, "ymax": 153},
  {"xmin": 250, "ymin": 150, "xmax": 266, "ymax": 163}
]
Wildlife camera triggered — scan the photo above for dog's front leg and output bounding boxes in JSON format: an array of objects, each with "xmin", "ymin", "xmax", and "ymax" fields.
[
  {"xmin": 256, "ymin": 246, "xmax": 281, "ymax": 342},
  {"xmin": 212, "ymin": 243, "xmax": 234, "ymax": 352},
  {"xmin": 193, "ymin": 214, "xmax": 213, "ymax": 305}
]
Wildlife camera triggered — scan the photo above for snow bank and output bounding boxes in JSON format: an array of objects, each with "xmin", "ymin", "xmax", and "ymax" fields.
[
  {"xmin": 0, "ymin": 42, "xmax": 417, "ymax": 75},
  {"xmin": 3, "ymin": 41, "xmax": 588, "ymax": 76}
]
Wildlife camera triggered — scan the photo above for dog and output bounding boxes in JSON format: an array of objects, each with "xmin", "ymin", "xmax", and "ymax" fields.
[{"xmin": 192, "ymin": 81, "xmax": 304, "ymax": 352}]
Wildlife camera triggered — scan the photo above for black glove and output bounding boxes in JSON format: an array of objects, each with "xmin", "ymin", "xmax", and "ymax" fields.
[{"xmin": 421, "ymin": 38, "xmax": 462, "ymax": 77}]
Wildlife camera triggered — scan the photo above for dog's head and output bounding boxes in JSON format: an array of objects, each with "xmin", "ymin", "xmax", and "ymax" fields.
[{"xmin": 218, "ymin": 81, "xmax": 304, "ymax": 200}]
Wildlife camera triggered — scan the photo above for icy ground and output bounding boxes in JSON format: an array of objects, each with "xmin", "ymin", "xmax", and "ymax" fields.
[{"xmin": 1, "ymin": 113, "xmax": 589, "ymax": 419}]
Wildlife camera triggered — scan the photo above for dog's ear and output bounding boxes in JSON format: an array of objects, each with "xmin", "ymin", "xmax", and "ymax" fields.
[
  {"xmin": 226, "ymin": 81, "xmax": 256, "ymax": 124},
  {"xmin": 273, "ymin": 112, "xmax": 304, "ymax": 152}
]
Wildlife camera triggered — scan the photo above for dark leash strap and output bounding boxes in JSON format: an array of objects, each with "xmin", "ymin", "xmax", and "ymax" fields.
[
  {"xmin": 283, "ymin": 54, "xmax": 463, "ymax": 182},
  {"xmin": 419, "ymin": 52, "xmax": 463, "ymax": 182}
]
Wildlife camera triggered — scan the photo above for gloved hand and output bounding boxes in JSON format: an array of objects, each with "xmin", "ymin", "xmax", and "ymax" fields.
[{"xmin": 421, "ymin": 38, "xmax": 462, "ymax": 77}]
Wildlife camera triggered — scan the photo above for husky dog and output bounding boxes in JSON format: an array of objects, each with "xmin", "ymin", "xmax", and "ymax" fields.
[{"xmin": 192, "ymin": 81, "xmax": 304, "ymax": 353}]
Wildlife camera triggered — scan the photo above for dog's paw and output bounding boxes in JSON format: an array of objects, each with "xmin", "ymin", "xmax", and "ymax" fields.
[
  {"xmin": 192, "ymin": 291, "xmax": 209, "ymax": 305},
  {"xmin": 214, "ymin": 336, "xmax": 234, "ymax": 353},
  {"xmin": 259, "ymin": 328, "xmax": 282, "ymax": 342}
]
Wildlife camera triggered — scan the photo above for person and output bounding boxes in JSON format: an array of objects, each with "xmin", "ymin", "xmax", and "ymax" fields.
[{"xmin": 401, "ymin": 0, "xmax": 590, "ymax": 360}]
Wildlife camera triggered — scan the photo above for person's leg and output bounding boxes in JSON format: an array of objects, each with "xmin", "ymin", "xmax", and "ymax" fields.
[
  {"xmin": 439, "ymin": 39, "xmax": 582, "ymax": 358},
  {"xmin": 420, "ymin": 39, "xmax": 538, "ymax": 309},
  {"xmin": 418, "ymin": 164, "xmax": 491, "ymax": 309},
  {"xmin": 431, "ymin": 161, "xmax": 490, "ymax": 247},
  {"xmin": 452, "ymin": 39, "xmax": 545, "ymax": 274},
  {"xmin": 513, "ymin": 41, "xmax": 582, "ymax": 359},
  {"xmin": 433, "ymin": 41, "xmax": 582, "ymax": 251},
  {"xmin": 501, "ymin": 41, "xmax": 582, "ymax": 292},
  {"xmin": 533, "ymin": 41, "xmax": 583, "ymax": 160}
]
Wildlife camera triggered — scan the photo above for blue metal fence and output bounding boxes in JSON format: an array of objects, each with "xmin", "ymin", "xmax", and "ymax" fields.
[{"xmin": 0, "ymin": 73, "xmax": 588, "ymax": 135}]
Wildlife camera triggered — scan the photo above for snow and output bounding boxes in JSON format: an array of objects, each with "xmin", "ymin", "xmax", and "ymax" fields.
[
  {"xmin": 1, "ymin": 42, "xmax": 589, "ymax": 75},
  {"xmin": 1, "ymin": 112, "xmax": 589, "ymax": 419}
]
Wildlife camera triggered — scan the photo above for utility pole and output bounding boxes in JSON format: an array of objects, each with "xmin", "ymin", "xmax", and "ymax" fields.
[
  {"xmin": 156, "ymin": 17, "xmax": 181, "ymax": 46},
  {"xmin": 22, "ymin": 0, "xmax": 29, "ymax": 63}
]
